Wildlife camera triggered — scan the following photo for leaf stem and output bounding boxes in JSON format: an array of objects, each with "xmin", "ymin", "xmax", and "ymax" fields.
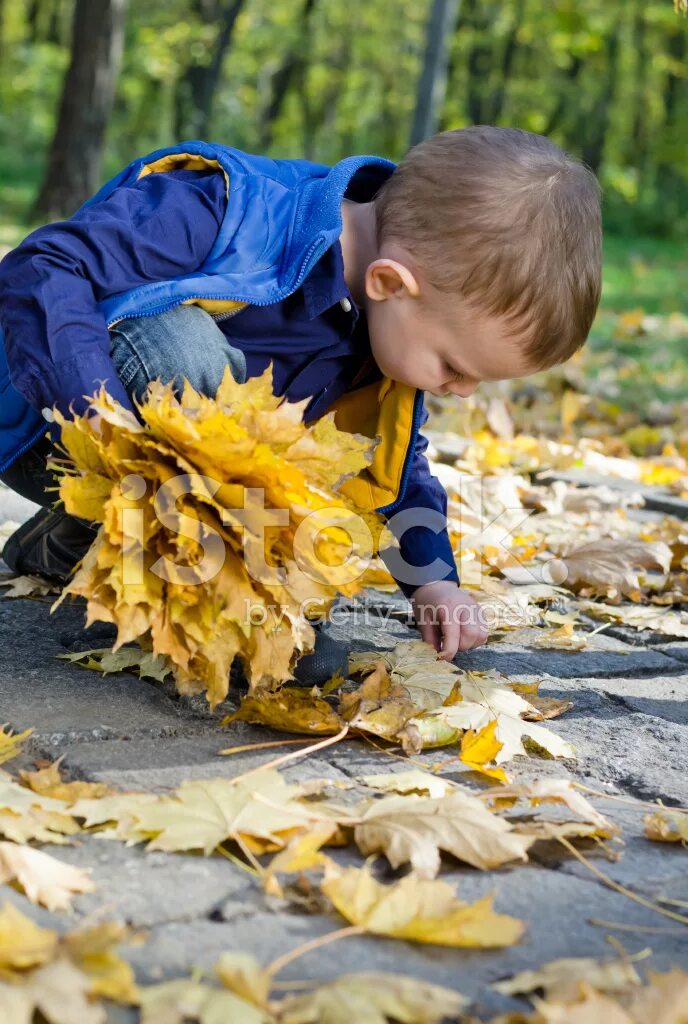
[
  {"xmin": 265, "ymin": 925, "xmax": 366, "ymax": 978},
  {"xmin": 228, "ymin": 725, "xmax": 349, "ymax": 785},
  {"xmin": 558, "ymin": 836, "xmax": 688, "ymax": 926}
]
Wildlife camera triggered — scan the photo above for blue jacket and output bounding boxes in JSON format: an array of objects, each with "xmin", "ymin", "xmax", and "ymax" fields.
[{"xmin": 0, "ymin": 141, "xmax": 460, "ymax": 593}]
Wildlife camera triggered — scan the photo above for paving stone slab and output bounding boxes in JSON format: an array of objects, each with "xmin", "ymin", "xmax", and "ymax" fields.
[
  {"xmin": 56, "ymin": 837, "xmax": 256, "ymax": 929},
  {"xmin": 517, "ymin": 678, "xmax": 688, "ymax": 805},
  {"xmin": 61, "ymin": 730, "xmax": 352, "ymax": 792}
]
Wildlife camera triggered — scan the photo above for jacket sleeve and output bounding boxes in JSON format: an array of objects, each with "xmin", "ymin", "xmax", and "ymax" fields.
[
  {"xmin": 0, "ymin": 169, "xmax": 227, "ymax": 427},
  {"xmin": 378, "ymin": 399, "xmax": 460, "ymax": 600}
]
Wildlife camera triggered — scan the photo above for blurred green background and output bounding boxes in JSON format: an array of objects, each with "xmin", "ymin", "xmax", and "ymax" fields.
[{"xmin": 0, "ymin": 0, "xmax": 686, "ymax": 414}]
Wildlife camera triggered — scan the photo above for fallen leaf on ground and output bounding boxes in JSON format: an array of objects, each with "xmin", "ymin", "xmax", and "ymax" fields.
[
  {"xmin": 139, "ymin": 978, "xmax": 271, "ymax": 1024},
  {"xmin": 224, "ymin": 688, "xmax": 344, "ymax": 735},
  {"xmin": 481, "ymin": 779, "xmax": 613, "ymax": 830},
  {"xmin": 559, "ymin": 539, "xmax": 671, "ymax": 599},
  {"xmin": 0, "ymin": 771, "xmax": 80, "ymax": 844},
  {"xmin": 492, "ymin": 954, "xmax": 641, "ymax": 1001},
  {"xmin": 56, "ymin": 646, "xmax": 173, "ymax": 683},
  {"xmin": 357, "ymin": 770, "xmax": 455, "ymax": 799},
  {"xmin": 644, "ymin": 808, "xmax": 688, "ymax": 844},
  {"xmin": 74, "ymin": 769, "xmax": 332, "ymax": 855},
  {"xmin": 277, "ymin": 971, "xmax": 467, "ymax": 1023},
  {"xmin": 0, "ymin": 901, "xmax": 58, "ymax": 975},
  {"xmin": 19, "ymin": 756, "xmax": 114, "ymax": 801},
  {"xmin": 0, "ymin": 574, "xmax": 60, "ymax": 599},
  {"xmin": 353, "ymin": 790, "xmax": 532, "ymax": 876},
  {"xmin": 321, "ymin": 864, "xmax": 524, "ymax": 947},
  {"xmin": 64, "ymin": 922, "xmax": 139, "ymax": 1004},
  {"xmin": 460, "ymin": 720, "xmax": 508, "ymax": 782},
  {"xmin": 0, "ymin": 959, "xmax": 106, "ymax": 1024},
  {"xmin": 0, "ymin": 842, "xmax": 94, "ymax": 911},
  {"xmin": 0, "ymin": 724, "xmax": 32, "ymax": 766},
  {"xmin": 420, "ymin": 671, "xmax": 574, "ymax": 763}
]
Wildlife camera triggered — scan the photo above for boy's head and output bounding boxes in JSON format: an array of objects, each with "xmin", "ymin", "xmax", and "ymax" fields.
[{"xmin": 362, "ymin": 126, "xmax": 602, "ymax": 397}]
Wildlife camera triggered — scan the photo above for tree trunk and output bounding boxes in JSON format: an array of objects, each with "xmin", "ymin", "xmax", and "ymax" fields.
[
  {"xmin": 465, "ymin": 0, "xmax": 494, "ymax": 125},
  {"xmin": 258, "ymin": 0, "xmax": 317, "ymax": 151},
  {"xmin": 410, "ymin": 0, "xmax": 462, "ymax": 146},
  {"xmin": 32, "ymin": 0, "xmax": 127, "ymax": 220},
  {"xmin": 579, "ymin": 31, "xmax": 620, "ymax": 174},
  {"xmin": 542, "ymin": 54, "xmax": 583, "ymax": 137},
  {"xmin": 174, "ymin": 0, "xmax": 245, "ymax": 140},
  {"xmin": 483, "ymin": 0, "xmax": 525, "ymax": 124}
]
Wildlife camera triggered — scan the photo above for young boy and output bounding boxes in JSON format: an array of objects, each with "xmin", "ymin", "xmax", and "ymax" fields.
[{"xmin": 0, "ymin": 126, "xmax": 601, "ymax": 682}]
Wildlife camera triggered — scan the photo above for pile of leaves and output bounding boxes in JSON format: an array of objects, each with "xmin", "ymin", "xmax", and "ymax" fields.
[{"xmin": 47, "ymin": 366, "xmax": 383, "ymax": 708}]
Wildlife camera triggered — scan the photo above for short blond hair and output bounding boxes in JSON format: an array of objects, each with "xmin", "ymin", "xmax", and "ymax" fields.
[{"xmin": 373, "ymin": 126, "xmax": 602, "ymax": 369}]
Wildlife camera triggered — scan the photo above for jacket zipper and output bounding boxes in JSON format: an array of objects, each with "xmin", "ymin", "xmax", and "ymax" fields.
[
  {"xmin": 106, "ymin": 238, "xmax": 325, "ymax": 330},
  {"xmin": 376, "ymin": 388, "xmax": 425, "ymax": 517}
]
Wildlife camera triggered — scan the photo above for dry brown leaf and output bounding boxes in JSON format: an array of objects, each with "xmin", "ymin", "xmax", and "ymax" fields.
[
  {"xmin": 0, "ymin": 574, "xmax": 60, "ymax": 599},
  {"xmin": 353, "ymin": 789, "xmax": 533, "ymax": 877},
  {"xmin": 559, "ymin": 539, "xmax": 671, "ymax": 599},
  {"xmin": 224, "ymin": 688, "xmax": 344, "ymax": 735},
  {"xmin": 322, "ymin": 863, "xmax": 524, "ymax": 947}
]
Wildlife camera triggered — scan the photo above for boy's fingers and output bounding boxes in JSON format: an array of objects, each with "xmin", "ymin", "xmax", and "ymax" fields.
[
  {"xmin": 418, "ymin": 619, "xmax": 442, "ymax": 654},
  {"xmin": 438, "ymin": 607, "xmax": 460, "ymax": 660}
]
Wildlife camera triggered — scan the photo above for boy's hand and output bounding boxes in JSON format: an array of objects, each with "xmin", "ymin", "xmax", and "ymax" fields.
[{"xmin": 410, "ymin": 581, "xmax": 488, "ymax": 661}]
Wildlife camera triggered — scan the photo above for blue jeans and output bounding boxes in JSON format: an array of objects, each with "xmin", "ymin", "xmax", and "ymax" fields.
[{"xmin": 0, "ymin": 304, "xmax": 248, "ymax": 508}]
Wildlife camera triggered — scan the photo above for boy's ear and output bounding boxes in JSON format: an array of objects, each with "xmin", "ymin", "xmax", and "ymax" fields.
[{"xmin": 365, "ymin": 258, "xmax": 420, "ymax": 302}]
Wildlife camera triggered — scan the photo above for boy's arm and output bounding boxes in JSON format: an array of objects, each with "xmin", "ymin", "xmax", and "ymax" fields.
[
  {"xmin": 0, "ymin": 169, "xmax": 226, "ymax": 430},
  {"xmin": 378, "ymin": 400, "xmax": 460, "ymax": 600}
]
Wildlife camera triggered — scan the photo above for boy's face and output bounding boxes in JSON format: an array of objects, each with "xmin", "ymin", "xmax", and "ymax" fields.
[{"xmin": 364, "ymin": 255, "xmax": 538, "ymax": 397}]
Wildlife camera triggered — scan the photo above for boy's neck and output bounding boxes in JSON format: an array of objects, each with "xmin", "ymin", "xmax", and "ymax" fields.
[{"xmin": 339, "ymin": 199, "xmax": 378, "ymax": 310}]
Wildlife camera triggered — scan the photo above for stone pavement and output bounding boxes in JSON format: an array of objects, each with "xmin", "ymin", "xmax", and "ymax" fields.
[{"xmin": 0, "ymin": 485, "xmax": 687, "ymax": 1021}]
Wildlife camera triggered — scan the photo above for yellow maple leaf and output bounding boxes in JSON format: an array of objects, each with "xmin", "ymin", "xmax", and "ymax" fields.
[
  {"xmin": 223, "ymin": 688, "xmax": 344, "ymax": 735},
  {"xmin": 353, "ymin": 789, "xmax": 532, "ymax": 877},
  {"xmin": 0, "ymin": 902, "xmax": 58, "ymax": 976},
  {"xmin": 460, "ymin": 720, "xmax": 508, "ymax": 781},
  {"xmin": 321, "ymin": 864, "xmax": 524, "ymax": 947},
  {"xmin": 0, "ymin": 724, "xmax": 32, "ymax": 766},
  {"xmin": 50, "ymin": 366, "xmax": 382, "ymax": 708},
  {"xmin": 19, "ymin": 756, "xmax": 114, "ymax": 802}
]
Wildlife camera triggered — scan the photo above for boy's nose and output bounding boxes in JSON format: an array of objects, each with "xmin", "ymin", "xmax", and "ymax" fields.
[{"xmin": 448, "ymin": 380, "xmax": 479, "ymax": 398}]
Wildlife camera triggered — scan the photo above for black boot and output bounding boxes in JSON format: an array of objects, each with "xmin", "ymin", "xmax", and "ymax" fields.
[
  {"xmin": 291, "ymin": 624, "xmax": 349, "ymax": 686},
  {"xmin": 1, "ymin": 506, "xmax": 98, "ymax": 586}
]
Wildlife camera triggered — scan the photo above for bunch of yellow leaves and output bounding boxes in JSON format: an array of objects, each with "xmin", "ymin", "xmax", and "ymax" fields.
[{"xmin": 49, "ymin": 366, "xmax": 382, "ymax": 708}]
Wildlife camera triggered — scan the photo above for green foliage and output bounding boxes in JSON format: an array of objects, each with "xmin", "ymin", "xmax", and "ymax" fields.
[{"xmin": 0, "ymin": 0, "xmax": 686, "ymax": 235}]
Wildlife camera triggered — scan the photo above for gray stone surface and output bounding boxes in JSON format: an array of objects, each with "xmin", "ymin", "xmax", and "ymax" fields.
[{"xmin": 2, "ymin": 492, "xmax": 688, "ymax": 1019}]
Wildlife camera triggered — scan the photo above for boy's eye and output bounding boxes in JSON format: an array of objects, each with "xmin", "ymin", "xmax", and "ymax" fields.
[{"xmin": 445, "ymin": 363, "xmax": 464, "ymax": 382}]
